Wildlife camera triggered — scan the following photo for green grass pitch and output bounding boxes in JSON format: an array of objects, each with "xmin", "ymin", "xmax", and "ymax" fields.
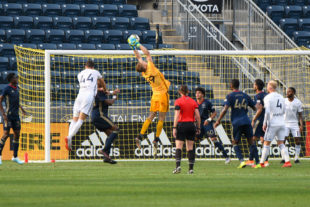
[{"xmin": 0, "ymin": 160, "xmax": 310, "ymax": 207}]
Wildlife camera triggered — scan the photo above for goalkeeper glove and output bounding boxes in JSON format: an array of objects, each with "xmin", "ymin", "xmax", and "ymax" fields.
[{"xmin": 130, "ymin": 45, "xmax": 137, "ymax": 50}]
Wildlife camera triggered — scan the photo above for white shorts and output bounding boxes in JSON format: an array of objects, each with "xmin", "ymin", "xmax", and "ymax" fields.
[
  {"xmin": 285, "ymin": 125, "xmax": 301, "ymax": 137},
  {"xmin": 264, "ymin": 125, "xmax": 286, "ymax": 142},
  {"xmin": 73, "ymin": 93, "xmax": 95, "ymax": 117}
]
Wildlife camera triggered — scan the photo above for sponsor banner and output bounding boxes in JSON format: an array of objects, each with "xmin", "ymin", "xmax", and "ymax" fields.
[
  {"xmin": 189, "ymin": 0, "xmax": 223, "ymax": 14},
  {"xmin": 0, "ymin": 123, "xmax": 68, "ymax": 160}
]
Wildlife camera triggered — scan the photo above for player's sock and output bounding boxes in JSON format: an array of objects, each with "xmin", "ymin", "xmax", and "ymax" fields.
[
  {"xmin": 155, "ymin": 120, "xmax": 164, "ymax": 138},
  {"xmin": 214, "ymin": 141, "xmax": 228, "ymax": 158},
  {"xmin": 260, "ymin": 145, "xmax": 270, "ymax": 164},
  {"xmin": 233, "ymin": 145, "xmax": 244, "ymax": 162},
  {"xmin": 250, "ymin": 144, "xmax": 259, "ymax": 164},
  {"xmin": 0, "ymin": 138, "xmax": 6, "ymax": 156},
  {"xmin": 68, "ymin": 120, "xmax": 77, "ymax": 136},
  {"xmin": 140, "ymin": 119, "xmax": 151, "ymax": 135},
  {"xmin": 68, "ymin": 119, "xmax": 83, "ymax": 139},
  {"xmin": 175, "ymin": 148, "xmax": 181, "ymax": 168},
  {"xmin": 187, "ymin": 150, "xmax": 195, "ymax": 170},
  {"xmin": 266, "ymin": 155, "xmax": 269, "ymax": 161},
  {"xmin": 103, "ymin": 131, "xmax": 118, "ymax": 155},
  {"xmin": 279, "ymin": 144, "xmax": 290, "ymax": 162},
  {"xmin": 13, "ymin": 140, "xmax": 19, "ymax": 158},
  {"xmin": 295, "ymin": 145, "xmax": 301, "ymax": 160}
]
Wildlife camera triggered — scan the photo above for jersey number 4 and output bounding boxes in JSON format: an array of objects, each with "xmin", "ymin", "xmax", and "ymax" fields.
[
  {"xmin": 81, "ymin": 74, "xmax": 94, "ymax": 83},
  {"xmin": 234, "ymin": 99, "xmax": 247, "ymax": 109},
  {"xmin": 276, "ymin": 99, "xmax": 282, "ymax": 109}
]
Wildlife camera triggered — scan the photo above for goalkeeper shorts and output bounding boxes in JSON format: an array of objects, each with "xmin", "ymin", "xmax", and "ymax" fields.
[{"xmin": 150, "ymin": 92, "xmax": 169, "ymax": 113}]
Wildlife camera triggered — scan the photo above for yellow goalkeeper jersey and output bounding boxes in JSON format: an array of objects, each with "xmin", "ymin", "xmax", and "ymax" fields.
[{"xmin": 142, "ymin": 61, "xmax": 170, "ymax": 94}]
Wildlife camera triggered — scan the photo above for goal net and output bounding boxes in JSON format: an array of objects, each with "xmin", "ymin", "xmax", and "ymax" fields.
[{"xmin": 12, "ymin": 46, "xmax": 310, "ymax": 162}]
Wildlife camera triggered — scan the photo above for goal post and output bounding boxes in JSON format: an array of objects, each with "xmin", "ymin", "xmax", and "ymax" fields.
[{"xmin": 13, "ymin": 46, "xmax": 310, "ymax": 162}]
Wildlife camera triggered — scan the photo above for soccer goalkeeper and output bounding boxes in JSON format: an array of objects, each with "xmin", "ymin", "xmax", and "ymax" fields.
[{"xmin": 130, "ymin": 38, "xmax": 171, "ymax": 152}]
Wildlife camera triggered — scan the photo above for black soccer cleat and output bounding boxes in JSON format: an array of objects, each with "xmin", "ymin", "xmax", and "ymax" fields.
[
  {"xmin": 104, "ymin": 157, "xmax": 117, "ymax": 164},
  {"xmin": 188, "ymin": 170, "xmax": 194, "ymax": 174},
  {"xmin": 294, "ymin": 159, "xmax": 300, "ymax": 164},
  {"xmin": 172, "ymin": 167, "xmax": 181, "ymax": 174},
  {"xmin": 280, "ymin": 160, "xmax": 285, "ymax": 164}
]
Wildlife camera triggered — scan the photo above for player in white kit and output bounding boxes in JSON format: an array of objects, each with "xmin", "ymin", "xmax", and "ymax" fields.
[
  {"xmin": 254, "ymin": 80, "xmax": 292, "ymax": 168},
  {"xmin": 65, "ymin": 59, "xmax": 105, "ymax": 151},
  {"xmin": 283, "ymin": 87, "xmax": 303, "ymax": 164}
]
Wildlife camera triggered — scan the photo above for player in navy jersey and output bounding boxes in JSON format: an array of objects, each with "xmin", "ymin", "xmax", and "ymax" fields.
[
  {"xmin": 0, "ymin": 73, "xmax": 27, "ymax": 165},
  {"xmin": 91, "ymin": 88, "xmax": 120, "ymax": 164},
  {"xmin": 195, "ymin": 87, "xmax": 230, "ymax": 164},
  {"xmin": 215, "ymin": 79, "xmax": 258, "ymax": 168},
  {"xmin": 246, "ymin": 79, "xmax": 267, "ymax": 166}
]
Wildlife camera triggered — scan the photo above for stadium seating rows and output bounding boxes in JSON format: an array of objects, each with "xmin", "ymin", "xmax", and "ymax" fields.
[
  {"xmin": 256, "ymin": 0, "xmax": 310, "ymax": 11},
  {"xmin": 1, "ymin": 0, "xmax": 127, "ymax": 4}
]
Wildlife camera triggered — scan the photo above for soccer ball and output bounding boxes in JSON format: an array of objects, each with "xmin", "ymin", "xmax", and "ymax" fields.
[{"xmin": 127, "ymin": 34, "xmax": 140, "ymax": 47}]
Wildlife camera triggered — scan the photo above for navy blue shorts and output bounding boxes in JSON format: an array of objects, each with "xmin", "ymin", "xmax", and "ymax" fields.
[
  {"xmin": 253, "ymin": 120, "xmax": 264, "ymax": 138},
  {"xmin": 92, "ymin": 116, "xmax": 114, "ymax": 131},
  {"xmin": 233, "ymin": 124, "xmax": 253, "ymax": 142},
  {"xmin": 199, "ymin": 122, "xmax": 216, "ymax": 138},
  {"xmin": 3, "ymin": 117, "xmax": 21, "ymax": 131}
]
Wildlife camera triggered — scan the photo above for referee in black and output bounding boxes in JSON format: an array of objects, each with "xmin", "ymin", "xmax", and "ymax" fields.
[{"xmin": 173, "ymin": 85, "xmax": 201, "ymax": 174}]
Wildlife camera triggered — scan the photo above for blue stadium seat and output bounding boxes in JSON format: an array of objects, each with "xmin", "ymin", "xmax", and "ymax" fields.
[
  {"xmin": 46, "ymin": 29, "xmax": 65, "ymax": 43},
  {"xmin": 158, "ymin": 44, "xmax": 173, "ymax": 49},
  {"xmin": 285, "ymin": 6, "xmax": 302, "ymax": 18},
  {"xmin": 23, "ymin": 4, "xmax": 42, "ymax": 16},
  {"xmin": 292, "ymin": 31, "xmax": 310, "ymax": 46},
  {"xmin": 273, "ymin": 0, "xmax": 288, "ymax": 6},
  {"xmin": 62, "ymin": 4, "xmax": 80, "ymax": 17},
  {"xmin": 116, "ymin": 43, "xmax": 131, "ymax": 50},
  {"xmin": 255, "ymin": 0, "xmax": 271, "ymax": 12},
  {"xmin": 100, "ymin": 4, "xmax": 118, "ymax": 17},
  {"xmin": 168, "ymin": 57, "xmax": 187, "ymax": 71},
  {"xmin": 38, "ymin": 43, "xmax": 57, "ymax": 50},
  {"xmin": 0, "ymin": 57, "xmax": 9, "ymax": 72},
  {"xmin": 162, "ymin": 71, "xmax": 181, "ymax": 85},
  {"xmin": 71, "ymin": 0, "xmax": 87, "ymax": 3},
  {"xmin": 85, "ymin": 30, "xmax": 104, "ymax": 43},
  {"xmin": 303, "ymin": 6, "xmax": 310, "ymax": 18},
  {"xmin": 154, "ymin": 57, "xmax": 167, "ymax": 70},
  {"xmin": 111, "ymin": 17, "xmax": 130, "ymax": 30},
  {"xmin": 53, "ymin": 17, "xmax": 73, "ymax": 29},
  {"xmin": 0, "ymin": 4, "xmax": 3, "ymax": 15},
  {"xmin": 118, "ymin": 5, "xmax": 138, "ymax": 17},
  {"xmin": 34, "ymin": 16, "xmax": 53, "ymax": 29},
  {"xmin": 0, "ymin": 16, "xmax": 14, "ymax": 29},
  {"xmin": 92, "ymin": 17, "xmax": 111, "ymax": 30},
  {"xmin": 77, "ymin": 43, "xmax": 96, "ymax": 50},
  {"xmin": 104, "ymin": 30, "xmax": 123, "ymax": 44},
  {"xmin": 0, "ymin": 44, "xmax": 15, "ymax": 57},
  {"xmin": 123, "ymin": 30, "xmax": 142, "ymax": 43},
  {"xmin": 6, "ymin": 29, "xmax": 25, "ymax": 43},
  {"xmin": 42, "ymin": 4, "xmax": 62, "ymax": 17},
  {"xmin": 73, "ymin": 17, "xmax": 92, "ymax": 29},
  {"xmin": 103, "ymin": 0, "xmax": 127, "ymax": 4},
  {"xmin": 133, "ymin": 84, "xmax": 152, "ymax": 100},
  {"xmin": 57, "ymin": 43, "xmax": 77, "ymax": 50},
  {"xmin": 65, "ymin": 30, "xmax": 85, "ymax": 43},
  {"xmin": 81, "ymin": 4, "xmax": 99, "ymax": 16},
  {"xmin": 279, "ymin": 18, "xmax": 298, "ymax": 37},
  {"xmin": 8, "ymin": 56, "xmax": 16, "ymax": 71},
  {"xmin": 18, "ymin": 43, "xmax": 37, "ymax": 49},
  {"xmin": 130, "ymin": 17, "xmax": 150, "ymax": 30},
  {"xmin": 0, "ymin": 30, "xmax": 6, "ymax": 43},
  {"xmin": 267, "ymin": 6, "xmax": 285, "ymax": 25},
  {"xmin": 3, "ymin": 3, "xmax": 23, "ymax": 16},
  {"xmin": 142, "ymin": 30, "xmax": 156, "ymax": 44},
  {"xmin": 31, "ymin": 0, "xmax": 49, "ymax": 3},
  {"xmin": 298, "ymin": 18, "xmax": 310, "ymax": 31},
  {"xmin": 96, "ymin": 43, "xmax": 115, "ymax": 50},
  {"xmin": 26, "ymin": 29, "xmax": 45, "ymax": 43},
  {"xmin": 290, "ymin": 0, "xmax": 305, "ymax": 6},
  {"xmin": 143, "ymin": 44, "xmax": 154, "ymax": 50},
  {"xmin": 14, "ymin": 16, "xmax": 33, "ymax": 29}
]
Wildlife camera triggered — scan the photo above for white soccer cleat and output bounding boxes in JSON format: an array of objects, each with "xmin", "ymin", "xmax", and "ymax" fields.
[
  {"xmin": 225, "ymin": 158, "xmax": 231, "ymax": 164},
  {"xmin": 172, "ymin": 166, "xmax": 181, "ymax": 174},
  {"xmin": 12, "ymin": 157, "xmax": 24, "ymax": 165}
]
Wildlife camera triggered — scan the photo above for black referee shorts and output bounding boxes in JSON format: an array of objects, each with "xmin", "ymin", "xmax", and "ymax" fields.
[{"xmin": 176, "ymin": 122, "xmax": 196, "ymax": 141}]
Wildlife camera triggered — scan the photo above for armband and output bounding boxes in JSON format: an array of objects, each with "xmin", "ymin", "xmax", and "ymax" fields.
[
  {"xmin": 113, "ymin": 95, "xmax": 117, "ymax": 100},
  {"xmin": 109, "ymin": 90, "xmax": 113, "ymax": 95},
  {"xmin": 207, "ymin": 118, "xmax": 212, "ymax": 122}
]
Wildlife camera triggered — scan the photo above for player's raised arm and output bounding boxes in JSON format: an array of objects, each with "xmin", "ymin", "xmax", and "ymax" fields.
[{"xmin": 139, "ymin": 45, "xmax": 153, "ymax": 63}]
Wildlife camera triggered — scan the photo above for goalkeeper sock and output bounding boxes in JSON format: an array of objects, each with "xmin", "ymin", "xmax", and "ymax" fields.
[
  {"xmin": 279, "ymin": 144, "xmax": 290, "ymax": 162},
  {"xmin": 13, "ymin": 140, "xmax": 19, "ymax": 158},
  {"xmin": 104, "ymin": 131, "xmax": 118, "ymax": 155},
  {"xmin": 233, "ymin": 145, "xmax": 244, "ymax": 162},
  {"xmin": 156, "ymin": 120, "xmax": 164, "ymax": 138},
  {"xmin": 214, "ymin": 141, "xmax": 228, "ymax": 158},
  {"xmin": 140, "ymin": 119, "xmax": 151, "ymax": 135},
  {"xmin": 187, "ymin": 150, "xmax": 195, "ymax": 170},
  {"xmin": 68, "ymin": 119, "xmax": 83, "ymax": 139},
  {"xmin": 176, "ymin": 148, "xmax": 181, "ymax": 168},
  {"xmin": 260, "ymin": 145, "xmax": 270, "ymax": 164},
  {"xmin": 295, "ymin": 145, "xmax": 301, "ymax": 160}
]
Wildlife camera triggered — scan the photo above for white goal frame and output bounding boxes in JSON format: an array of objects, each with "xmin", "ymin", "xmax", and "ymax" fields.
[{"xmin": 44, "ymin": 50, "xmax": 310, "ymax": 163}]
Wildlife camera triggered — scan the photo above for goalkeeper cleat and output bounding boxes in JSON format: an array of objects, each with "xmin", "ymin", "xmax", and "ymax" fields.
[
  {"xmin": 280, "ymin": 159, "xmax": 285, "ymax": 164},
  {"xmin": 104, "ymin": 157, "xmax": 117, "ymax": 164},
  {"xmin": 245, "ymin": 160, "xmax": 254, "ymax": 166},
  {"xmin": 12, "ymin": 157, "xmax": 24, "ymax": 165},
  {"xmin": 152, "ymin": 140, "xmax": 159, "ymax": 157},
  {"xmin": 253, "ymin": 163, "xmax": 265, "ymax": 169},
  {"xmin": 172, "ymin": 166, "xmax": 181, "ymax": 174},
  {"xmin": 237, "ymin": 161, "xmax": 247, "ymax": 168},
  {"xmin": 294, "ymin": 159, "xmax": 300, "ymax": 164},
  {"xmin": 225, "ymin": 158, "xmax": 231, "ymax": 164},
  {"xmin": 282, "ymin": 162, "xmax": 292, "ymax": 168},
  {"xmin": 135, "ymin": 136, "xmax": 142, "ymax": 149},
  {"xmin": 264, "ymin": 161, "xmax": 270, "ymax": 167},
  {"xmin": 64, "ymin": 137, "xmax": 72, "ymax": 151},
  {"xmin": 188, "ymin": 170, "xmax": 194, "ymax": 174}
]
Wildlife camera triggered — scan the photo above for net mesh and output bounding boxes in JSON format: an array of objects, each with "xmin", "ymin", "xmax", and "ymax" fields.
[{"xmin": 14, "ymin": 46, "xmax": 310, "ymax": 161}]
